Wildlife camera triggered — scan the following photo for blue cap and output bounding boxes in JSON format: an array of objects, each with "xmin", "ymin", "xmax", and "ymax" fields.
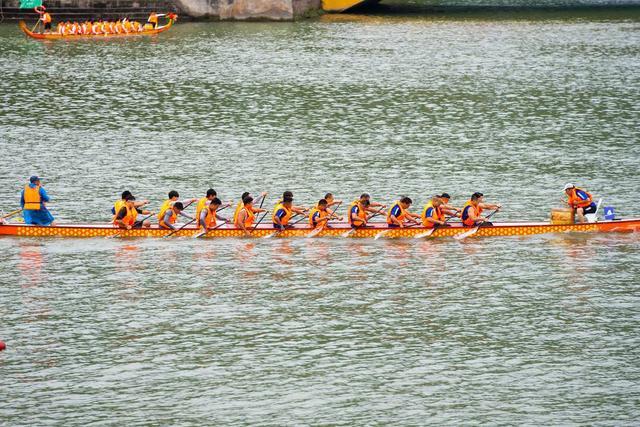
[{"xmin": 29, "ymin": 176, "xmax": 40, "ymax": 183}]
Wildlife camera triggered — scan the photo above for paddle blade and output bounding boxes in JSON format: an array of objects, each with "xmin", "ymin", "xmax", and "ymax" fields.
[
  {"xmin": 374, "ymin": 230, "xmax": 390, "ymax": 240},
  {"xmin": 453, "ymin": 227, "xmax": 477, "ymax": 241},
  {"xmin": 414, "ymin": 228, "xmax": 435, "ymax": 239},
  {"xmin": 264, "ymin": 231, "xmax": 279, "ymax": 239},
  {"xmin": 194, "ymin": 231, "xmax": 206, "ymax": 239},
  {"xmin": 306, "ymin": 226, "xmax": 324, "ymax": 238},
  {"xmin": 342, "ymin": 228, "xmax": 355, "ymax": 238}
]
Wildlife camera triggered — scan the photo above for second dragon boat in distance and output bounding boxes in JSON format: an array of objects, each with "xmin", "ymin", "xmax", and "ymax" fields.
[{"xmin": 0, "ymin": 219, "xmax": 639, "ymax": 239}]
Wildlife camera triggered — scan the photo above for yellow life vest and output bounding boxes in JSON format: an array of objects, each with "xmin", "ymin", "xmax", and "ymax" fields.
[
  {"xmin": 157, "ymin": 199, "xmax": 172, "ymax": 222},
  {"xmin": 113, "ymin": 205, "xmax": 137, "ymax": 226},
  {"xmin": 308, "ymin": 207, "xmax": 327, "ymax": 227},
  {"xmin": 421, "ymin": 201, "xmax": 444, "ymax": 228},
  {"xmin": 113, "ymin": 199, "xmax": 126, "ymax": 221},
  {"xmin": 195, "ymin": 197, "xmax": 209, "ymax": 226},
  {"xmin": 272, "ymin": 203, "xmax": 292, "ymax": 225},
  {"xmin": 23, "ymin": 185, "xmax": 41, "ymax": 210},
  {"xmin": 235, "ymin": 206, "xmax": 255, "ymax": 228}
]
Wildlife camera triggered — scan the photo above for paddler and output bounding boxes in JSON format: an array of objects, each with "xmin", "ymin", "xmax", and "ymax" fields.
[
  {"xmin": 114, "ymin": 196, "xmax": 153, "ymax": 229},
  {"xmin": 386, "ymin": 197, "xmax": 420, "ymax": 228},
  {"xmin": 309, "ymin": 199, "xmax": 330, "ymax": 228},
  {"xmin": 348, "ymin": 198, "xmax": 370, "ymax": 228},
  {"xmin": 437, "ymin": 193, "xmax": 461, "ymax": 218},
  {"xmin": 275, "ymin": 191, "xmax": 308, "ymax": 216},
  {"xmin": 159, "ymin": 202, "xmax": 195, "ymax": 230},
  {"xmin": 157, "ymin": 190, "xmax": 197, "ymax": 224},
  {"xmin": 272, "ymin": 196, "xmax": 295, "ymax": 231},
  {"xmin": 146, "ymin": 12, "xmax": 165, "ymax": 29},
  {"xmin": 564, "ymin": 183, "xmax": 597, "ymax": 223},
  {"xmin": 233, "ymin": 191, "xmax": 267, "ymax": 224},
  {"xmin": 199, "ymin": 198, "xmax": 228, "ymax": 232},
  {"xmin": 461, "ymin": 192, "xmax": 501, "ymax": 227},
  {"xmin": 195, "ymin": 189, "xmax": 218, "ymax": 227},
  {"xmin": 422, "ymin": 196, "xmax": 449, "ymax": 228},
  {"xmin": 38, "ymin": 6, "xmax": 53, "ymax": 33},
  {"xmin": 20, "ymin": 176, "xmax": 55, "ymax": 226},
  {"xmin": 235, "ymin": 196, "xmax": 267, "ymax": 236},
  {"xmin": 111, "ymin": 191, "xmax": 149, "ymax": 218}
]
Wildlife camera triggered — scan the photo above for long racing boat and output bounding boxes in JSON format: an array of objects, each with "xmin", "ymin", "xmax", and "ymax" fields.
[
  {"xmin": 19, "ymin": 13, "xmax": 177, "ymax": 40},
  {"xmin": 1, "ymin": 218, "xmax": 639, "ymax": 239}
]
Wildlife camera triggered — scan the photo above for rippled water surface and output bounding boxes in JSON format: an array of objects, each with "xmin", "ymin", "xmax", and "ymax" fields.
[{"xmin": 1, "ymin": 9, "xmax": 640, "ymax": 425}]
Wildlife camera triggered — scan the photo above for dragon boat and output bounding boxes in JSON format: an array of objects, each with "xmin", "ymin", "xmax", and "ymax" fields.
[
  {"xmin": 19, "ymin": 13, "xmax": 177, "ymax": 40},
  {"xmin": 1, "ymin": 218, "xmax": 639, "ymax": 239}
]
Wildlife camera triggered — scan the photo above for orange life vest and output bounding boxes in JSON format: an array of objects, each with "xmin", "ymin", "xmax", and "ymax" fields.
[
  {"xmin": 112, "ymin": 199, "xmax": 126, "ymax": 222},
  {"xmin": 23, "ymin": 185, "xmax": 41, "ymax": 210},
  {"xmin": 203, "ymin": 208, "xmax": 217, "ymax": 228},
  {"xmin": 159, "ymin": 208, "xmax": 177, "ymax": 229},
  {"xmin": 461, "ymin": 200, "xmax": 482, "ymax": 227},
  {"xmin": 235, "ymin": 206, "xmax": 255, "ymax": 228},
  {"xmin": 272, "ymin": 203, "xmax": 292, "ymax": 225},
  {"xmin": 386, "ymin": 201, "xmax": 407, "ymax": 225},
  {"xmin": 348, "ymin": 200, "xmax": 367, "ymax": 227},
  {"xmin": 309, "ymin": 206, "xmax": 327, "ymax": 227},
  {"xmin": 195, "ymin": 197, "xmax": 209, "ymax": 226},
  {"xmin": 42, "ymin": 13, "xmax": 52, "ymax": 23},
  {"xmin": 568, "ymin": 187, "xmax": 593, "ymax": 209},
  {"xmin": 421, "ymin": 201, "xmax": 444, "ymax": 228},
  {"xmin": 113, "ymin": 204, "xmax": 137, "ymax": 226}
]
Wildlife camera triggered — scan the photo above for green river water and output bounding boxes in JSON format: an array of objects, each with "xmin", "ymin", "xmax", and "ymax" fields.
[{"xmin": 1, "ymin": 8, "xmax": 640, "ymax": 425}]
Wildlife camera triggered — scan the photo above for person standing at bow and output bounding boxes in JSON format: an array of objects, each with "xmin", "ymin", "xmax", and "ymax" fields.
[
  {"xmin": 461, "ymin": 192, "xmax": 501, "ymax": 227},
  {"xmin": 235, "ymin": 196, "xmax": 267, "ymax": 236},
  {"xmin": 159, "ymin": 202, "xmax": 195, "ymax": 230},
  {"xmin": 386, "ymin": 197, "xmax": 420, "ymax": 228},
  {"xmin": 422, "ymin": 196, "xmax": 448, "ymax": 228},
  {"xmin": 563, "ymin": 183, "xmax": 597, "ymax": 223},
  {"xmin": 114, "ymin": 196, "xmax": 153, "ymax": 229},
  {"xmin": 21, "ymin": 176, "xmax": 55, "ymax": 226},
  {"xmin": 199, "ymin": 198, "xmax": 228, "ymax": 233},
  {"xmin": 37, "ymin": 6, "xmax": 53, "ymax": 33}
]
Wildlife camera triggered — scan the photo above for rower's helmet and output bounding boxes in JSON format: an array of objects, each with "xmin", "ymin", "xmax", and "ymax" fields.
[{"xmin": 563, "ymin": 183, "xmax": 575, "ymax": 191}]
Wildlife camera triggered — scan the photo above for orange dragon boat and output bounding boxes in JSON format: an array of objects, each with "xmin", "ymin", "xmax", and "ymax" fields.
[
  {"xmin": 19, "ymin": 13, "xmax": 177, "ymax": 40},
  {"xmin": 0, "ymin": 218, "xmax": 639, "ymax": 239}
]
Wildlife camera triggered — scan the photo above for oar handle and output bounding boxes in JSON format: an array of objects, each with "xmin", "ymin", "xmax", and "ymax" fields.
[
  {"xmin": 1, "ymin": 209, "xmax": 22, "ymax": 220},
  {"xmin": 250, "ymin": 210, "xmax": 270, "ymax": 233}
]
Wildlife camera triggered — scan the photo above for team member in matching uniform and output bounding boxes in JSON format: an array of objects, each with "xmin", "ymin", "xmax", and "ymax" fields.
[
  {"xmin": 272, "ymin": 196, "xmax": 295, "ymax": 231},
  {"xmin": 159, "ymin": 202, "xmax": 195, "ymax": 230},
  {"xmin": 195, "ymin": 189, "xmax": 220, "ymax": 227},
  {"xmin": 111, "ymin": 191, "xmax": 149, "ymax": 219},
  {"xmin": 235, "ymin": 196, "xmax": 267, "ymax": 236},
  {"xmin": 348, "ymin": 198, "xmax": 370, "ymax": 229},
  {"xmin": 564, "ymin": 183, "xmax": 597, "ymax": 223},
  {"xmin": 309, "ymin": 199, "xmax": 331, "ymax": 228},
  {"xmin": 157, "ymin": 190, "xmax": 197, "ymax": 224},
  {"xmin": 233, "ymin": 191, "xmax": 267, "ymax": 225},
  {"xmin": 21, "ymin": 176, "xmax": 55, "ymax": 226},
  {"xmin": 199, "ymin": 198, "xmax": 228, "ymax": 233},
  {"xmin": 275, "ymin": 191, "xmax": 307, "ymax": 216},
  {"xmin": 386, "ymin": 197, "xmax": 420, "ymax": 228},
  {"xmin": 437, "ymin": 193, "xmax": 461, "ymax": 218},
  {"xmin": 113, "ymin": 196, "xmax": 153, "ymax": 229},
  {"xmin": 422, "ymin": 196, "xmax": 448, "ymax": 228},
  {"xmin": 461, "ymin": 192, "xmax": 502, "ymax": 227}
]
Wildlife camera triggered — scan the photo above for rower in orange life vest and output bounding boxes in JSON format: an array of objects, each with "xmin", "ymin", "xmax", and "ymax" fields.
[
  {"xmin": 195, "ymin": 189, "xmax": 230, "ymax": 227},
  {"xmin": 386, "ymin": 197, "xmax": 420, "ymax": 228},
  {"xmin": 233, "ymin": 191, "xmax": 267, "ymax": 225},
  {"xmin": 21, "ymin": 176, "xmax": 55, "ymax": 226},
  {"xmin": 274, "ymin": 191, "xmax": 308, "ymax": 216},
  {"xmin": 199, "ymin": 198, "xmax": 229, "ymax": 233},
  {"xmin": 157, "ymin": 190, "xmax": 197, "ymax": 224},
  {"xmin": 114, "ymin": 196, "xmax": 153, "ymax": 229},
  {"xmin": 272, "ymin": 195, "xmax": 295, "ymax": 231},
  {"xmin": 348, "ymin": 198, "xmax": 370, "ymax": 228},
  {"xmin": 461, "ymin": 192, "xmax": 502, "ymax": 227},
  {"xmin": 309, "ymin": 197, "xmax": 343, "ymax": 229},
  {"xmin": 564, "ymin": 183, "xmax": 597, "ymax": 223},
  {"xmin": 235, "ymin": 196, "xmax": 267, "ymax": 236},
  {"xmin": 421, "ymin": 196, "xmax": 449, "ymax": 228},
  {"xmin": 159, "ymin": 202, "xmax": 195, "ymax": 230},
  {"xmin": 436, "ymin": 193, "xmax": 461, "ymax": 218},
  {"xmin": 111, "ymin": 190, "xmax": 149, "ymax": 219}
]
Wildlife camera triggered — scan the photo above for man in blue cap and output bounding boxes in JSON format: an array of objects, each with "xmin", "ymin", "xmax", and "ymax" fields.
[{"xmin": 21, "ymin": 176, "xmax": 55, "ymax": 226}]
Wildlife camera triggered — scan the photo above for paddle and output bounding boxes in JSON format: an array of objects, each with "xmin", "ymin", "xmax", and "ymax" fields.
[
  {"xmin": 306, "ymin": 207, "xmax": 338, "ymax": 238},
  {"xmin": 343, "ymin": 206, "xmax": 387, "ymax": 238},
  {"xmin": 248, "ymin": 210, "xmax": 270, "ymax": 235},
  {"xmin": 264, "ymin": 213, "xmax": 303, "ymax": 239},
  {"xmin": 1, "ymin": 209, "xmax": 22, "ymax": 220},
  {"xmin": 163, "ymin": 218, "xmax": 196, "ymax": 238},
  {"xmin": 108, "ymin": 212, "xmax": 155, "ymax": 239},
  {"xmin": 193, "ymin": 220, "xmax": 228, "ymax": 239},
  {"xmin": 374, "ymin": 220, "xmax": 421, "ymax": 240},
  {"xmin": 414, "ymin": 216, "xmax": 455, "ymax": 239},
  {"xmin": 453, "ymin": 209, "xmax": 500, "ymax": 241}
]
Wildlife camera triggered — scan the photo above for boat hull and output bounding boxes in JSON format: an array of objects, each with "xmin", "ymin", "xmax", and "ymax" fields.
[
  {"xmin": 1, "ymin": 219, "xmax": 639, "ymax": 239},
  {"xmin": 19, "ymin": 18, "xmax": 175, "ymax": 40}
]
